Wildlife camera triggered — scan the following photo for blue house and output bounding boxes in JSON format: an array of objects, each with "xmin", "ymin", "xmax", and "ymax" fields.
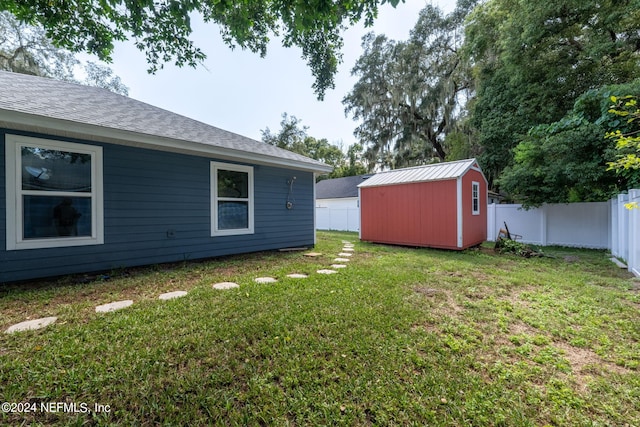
[{"xmin": 0, "ymin": 71, "xmax": 331, "ymax": 282}]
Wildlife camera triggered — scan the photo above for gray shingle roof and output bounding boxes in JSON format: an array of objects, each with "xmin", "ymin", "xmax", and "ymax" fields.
[
  {"xmin": 316, "ymin": 174, "xmax": 372, "ymax": 199},
  {"xmin": 0, "ymin": 71, "xmax": 331, "ymax": 173}
]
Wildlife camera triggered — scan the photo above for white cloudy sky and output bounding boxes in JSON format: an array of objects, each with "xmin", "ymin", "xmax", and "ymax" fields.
[{"xmin": 104, "ymin": 0, "xmax": 457, "ymax": 147}]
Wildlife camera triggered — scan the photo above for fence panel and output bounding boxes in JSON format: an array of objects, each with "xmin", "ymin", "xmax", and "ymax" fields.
[
  {"xmin": 316, "ymin": 207, "xmax": 360, "ymax": 232},
  {"xmin": 487, "ymin": 202, "xmax": 609, "ymax": 249},
  {"xmin": 488, "ymin": 204, "xmax": 543, "ymax": 244},
  {"xmin": 487, "ymin": 193, "xmax": 638, "ymax": 277},
  {"xmin": 545, "ymin": 203, "xmax": 610, "ymax": 248}
]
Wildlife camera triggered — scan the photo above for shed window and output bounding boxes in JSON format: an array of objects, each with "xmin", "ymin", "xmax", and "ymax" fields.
[
  {"xmin": 211, "ymin": 162, "xmax": 254, "ymax": 236},
  {"xmin": 5, "ymin": 135, "xmax": 104, "ymax": 250},
  {"xmin": 472, "ymin": 181, "xmax": 480, "ymax": 215}
]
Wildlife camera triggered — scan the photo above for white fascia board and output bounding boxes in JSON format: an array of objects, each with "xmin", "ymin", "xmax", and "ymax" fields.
[
  {"xmin": 0, "ymin": 110, "xmax": 333, "ymax": 174},
  {"xmin": 469, "ymin": 165, "xmax": 489, "ymax": 185},
  {"xmin": 358, "ymin": 187, "xmax": 362, "ymax": 241},
  {"xmin": 457, "ymin": 176, "xmax": 463, "ymax": 248},
  {"xmin": 313, "ymin": 173, "xmax": 317, "ymax": 245}
]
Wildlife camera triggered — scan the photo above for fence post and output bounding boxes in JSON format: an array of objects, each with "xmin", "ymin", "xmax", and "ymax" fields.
[
  {"xmin": 487, "ymin": 203, "xmax": 496, "ymax": 242},
  {"xmin": 540, "ymin": 204, "xmax": 548, "ymax": 246},
  {"xmin": 611, "ymin": 197, "xmax": 619, "ymax": 256},
  {"xmin": 618, "ymin": 194, "xmax": 629, "ymax": 262},
  {"xmin": 628, "ymin": 189, "xmax": 640, "ymax": 277},
  {"xmin": 608, "ymin": 198, "xmax": 615, "ymax": 254}
]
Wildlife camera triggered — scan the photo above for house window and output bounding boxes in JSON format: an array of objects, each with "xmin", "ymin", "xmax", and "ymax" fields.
[
  {"xmin": 5, "ymin": 135, "xmax": 104, "ymax": 250},
  {"xmin": 472, "ymin": 181, "xmax": 480, "ymax": 215},
  {"xmin": 211, "ymin": 162, "xmax": 254, "ymax": 236}
]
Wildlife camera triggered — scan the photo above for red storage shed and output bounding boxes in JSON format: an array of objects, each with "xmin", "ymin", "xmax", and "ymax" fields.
[{"xmin": 358, "ymin": 159, "xmax": 487, "ymax": 250}]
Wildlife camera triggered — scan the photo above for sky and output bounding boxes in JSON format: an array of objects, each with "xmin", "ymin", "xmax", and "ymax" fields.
[{"xmin": 103, "ymin": 0, "xmax": 457, "ymax": 149}]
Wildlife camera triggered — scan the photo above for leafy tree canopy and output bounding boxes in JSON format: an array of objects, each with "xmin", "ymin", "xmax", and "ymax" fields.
[
  {"xmin": 498, "ymin": 81, "xmax": 640, "ymax": 208},
  {"xmin": 262, "ymin": 113, "xmax": 368, "ymax": 180},
  {"xmin": 344, "ymin": 1, "xmax": 476, "ymax": 169},
  {"xmin": 606, "ymin": 94, "xmax": 640, "ymax": 196},
  {"xmin": 0, "ymin": 0, "xmax": 403, "ymax": 99},
  {"xmin": 0, "ymin": 11, "xmax": 128, "ymax": 95},
  {"xmin": 465, "ymin": 0, "xmax": 640, "ymax": 188}
]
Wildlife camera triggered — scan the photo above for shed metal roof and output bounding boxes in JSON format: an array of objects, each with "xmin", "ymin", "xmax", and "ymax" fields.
[
  {"xmin": 358, "ymin": 159, "xmax": 482, "ymax": 188},
  {"xmin": 0, "ymin": 71, "xmax": 332, "ymax": 173}
]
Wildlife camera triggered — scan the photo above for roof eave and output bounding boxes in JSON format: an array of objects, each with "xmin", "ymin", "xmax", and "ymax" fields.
[
  {"xmin": 358, "ymin": 175, "xmax": 456, "ymax": 188},
  {"xmin": 0, "ymin": 109, "xmax": 333, "ymax": 174}
]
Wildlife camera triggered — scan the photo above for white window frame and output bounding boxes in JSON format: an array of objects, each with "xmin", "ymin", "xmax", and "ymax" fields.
[
  {"xmin": 472, "ymin": 181, "xmax": 480, "ymax": 216},
  {"xmin": 211, "ymin": 162, "xmax": 254, "ymax": 236},
  {"xmin": 5, "ymin": 134, "xmax": 104, "ymax": 250}
]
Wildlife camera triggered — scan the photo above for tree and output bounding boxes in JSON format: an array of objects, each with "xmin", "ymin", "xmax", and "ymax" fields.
[
  {"xmin": 465, "ymin": 0, "xmax": 640, "ymax": 189},
  {"xmin": 498, "ymin": 82, "xmax": 640, "ymax": 208},
  {"xmin": 82, "ymin": 61, "xmax": 129, "ymax": 96},
  {"xmin": 262, "ymin": 113, "xmax": 346, "ymax": 176},
  {"xmin": 262, "ymin": 113, "xmax": 369, "ymax": 179},
  {"xmin": 0, "ymin": 10, "xmax": 76, "ymax": 80},
  {"xmin": 1, "ymin": 0, "xmax": 402, "ymax": 100},
  {"xmin": 343, "ymin": 1, "xmax": 476, "ymax": 170},
  {"xmin": 330, "ymin": 143, "xmax": 370, "ymax": 178},
  {"xmin": 606, "ymin": 94, "xmax": 640, "ymax": 208},
  {"xmin": 0, "ymin": 11, "xmax": 128, "ymax": 95}
]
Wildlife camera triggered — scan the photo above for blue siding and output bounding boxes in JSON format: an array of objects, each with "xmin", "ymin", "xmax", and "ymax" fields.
[{"xmin": 1, "ymin": 130, "xmax": 316, "ymax": 282}]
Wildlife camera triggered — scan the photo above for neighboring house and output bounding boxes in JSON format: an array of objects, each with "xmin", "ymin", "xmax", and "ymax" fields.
[
  {"xmin": 488, "ymin": 190, "xmax": 504, "ymax": 204},
  {"xmin": 358, "ymin": 159, "xmax": 488, "ymax": 250},
  {"xmin": 315, "ymin": 174, "xmax": 371, "ymax": 232},
  {"xmin": 0, "ymin": 71, "xmax": 331, "ymax": 282}
]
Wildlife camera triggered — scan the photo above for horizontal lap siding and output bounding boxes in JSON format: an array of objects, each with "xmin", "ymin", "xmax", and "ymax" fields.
[{"xmin": 1, "ymin": 130, "xmax": 315, "ymax": 282}]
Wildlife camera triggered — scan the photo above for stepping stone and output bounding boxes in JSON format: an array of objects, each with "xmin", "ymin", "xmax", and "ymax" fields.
[
  {"xmin": 341, "ymin": 240, "xmax": 352, "ymax": 244},
  {"xmin": 286, "ymin": 273, "xmax": 309, "ymax": 279},
  {"xmin": 304, "ymin": 252, "xmax": 323, "ymax": 257},
  {"xmin": 255, "ymin": 277, "xmax": 277, "ymax": 284},
  {"xmin": 338, "ymin": 253, "xmax": 353, "ymax": 257},
  {"xmin": 342, "ymin": 248, "xmax": 354, "ymax": 252},
  {"xmin": 317, "ymin": 269, "xmax": 338, "ymax": 274},
  {"xmin": 95, "ymin": 300, "xmax": 133, "ymax": 313},
  {"xmin": 334, "ymin": 258, "xmax": 350, "ymax": 262},
  {"xmin": 213, "ymin": 282, "xmax": 239, "ymax": 290},
  {"xmin": 343, "ymin": 244, "xmax": 354, "ymax": 249},
  {"xmin": 5, "ymin": 316, "xmax": 57, "ymax": 334},
  {"xmin": 331, "ymin": 264, "xmax": 347, "ymax": 269},
  {"xmin": 159, "ymin": 290, "xmax": 187, "ymax": 300}
]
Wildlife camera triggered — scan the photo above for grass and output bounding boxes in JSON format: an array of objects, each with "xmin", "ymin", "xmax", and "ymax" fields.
[{"xmin": 1, "ymin": 231, "xmax": 639, "ymax": 426}]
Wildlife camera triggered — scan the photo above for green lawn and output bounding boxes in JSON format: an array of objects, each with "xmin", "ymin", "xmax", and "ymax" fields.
[{"xmin": 1, "ymin": 231, "xmax": 639, "ymax": 426}]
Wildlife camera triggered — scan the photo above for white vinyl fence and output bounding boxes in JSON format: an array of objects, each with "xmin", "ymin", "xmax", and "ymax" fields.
[
  {"xmin": 487, "ymin": 190, "xmax": 640, "ymax": 277},
  {"xmin": 611, "ymin": 189, "xmax": 640, "ymax": 277},
  {"xmin": 316, "ymin": 198, "xmax": 360, "ymax": 232}
]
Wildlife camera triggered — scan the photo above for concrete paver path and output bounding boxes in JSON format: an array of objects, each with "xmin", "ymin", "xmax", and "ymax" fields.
[{"xmin": 6, "ymin": 316, "xmax": 57, "ymax": 334}]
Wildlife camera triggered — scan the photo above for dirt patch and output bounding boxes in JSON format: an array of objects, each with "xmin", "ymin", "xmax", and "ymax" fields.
[
  {"xmin": 498, "ymin": 287, "xmax": 538, "ymax": 309},
  {"xmin": 552, "ymin": 341, "xmax": 633, "ymax": 395},
  {"xmin": 410, "ymin": 322, "xmax": 440, "ymax": 334},
  {"xmin": 510, "ymin": 320, "xmax": 539, "ymax": 336},
  {"xmin": 443, "ymin": 290, "xmax": 464, "ymax": 314},
  {"xmin": 414, "ymin": 286, "xmax": 440, "ymax": 297},
  {"xmin": 554, "ymin": 341, "xmax": 632, "ymax": 377}
]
